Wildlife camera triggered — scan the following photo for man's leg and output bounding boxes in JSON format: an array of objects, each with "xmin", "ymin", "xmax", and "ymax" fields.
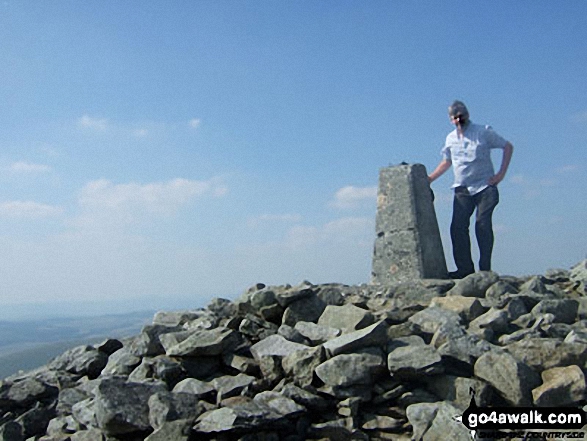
[
  {"xmin": 474, "ymin": 185, "xmax": 500, "ymax": 271},
  {"xmin": 450, "ymin": 187, "xmax": 476, "ymax": 276}
]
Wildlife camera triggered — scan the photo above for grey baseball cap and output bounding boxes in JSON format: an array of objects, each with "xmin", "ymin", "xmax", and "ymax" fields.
[{"xmin": 448, "ymin": 100, "xmax": 469, "ymax": 119}]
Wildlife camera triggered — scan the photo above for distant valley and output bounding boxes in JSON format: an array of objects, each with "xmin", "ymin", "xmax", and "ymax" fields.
[{"xmin": 0, "ymin": 311, "xmax": 155, "ymax": 379}]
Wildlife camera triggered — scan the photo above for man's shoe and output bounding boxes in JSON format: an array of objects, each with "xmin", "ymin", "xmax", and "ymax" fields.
[{"xmin": 448, "ymin": 270, "xmax": 474, "ymax": 279}]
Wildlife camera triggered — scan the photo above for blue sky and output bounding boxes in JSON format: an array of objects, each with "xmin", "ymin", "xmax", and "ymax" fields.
[{"xmin": 1, "ymin": 1, "xmax": 586, "ymax": 319}]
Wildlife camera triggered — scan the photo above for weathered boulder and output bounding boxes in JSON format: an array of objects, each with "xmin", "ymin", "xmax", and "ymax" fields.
[
  {"xmin": 532, "ymin": 365, "xmax": 586, "ymax": 406},
  {"xmin": 315, "ymin": 348, "xmax": 386, "ymax": 387},
  {"xmin": 48, "ymin": 345, "xmax": 108, "ymax": 379},
  {"xmin": 323, "ymin": 321, "xmax": 389, "ymax": 356},
  {"xmin": 294, "ymin": 321, "xmax": 341, "ymax": 345},
  {"xmin": 317, "ymin": 304, "xmax": 375, "ymax": 333},
  {"xmin": 474, "ymin": 350, "xmax": 541, "ymax": 406},
  {"xmin": 165, "ymin": 326, "xmax": 240, "ymax": 357},
  {"xmin": 387, "ymin": 338, "xmax": 444, "ymax": 378},
  {"xmin": 93, "ymin": 378, "xmax": 167, "ymax": 435},
  {"xmin": 447, "ymin": 271, "xmax": 499, "ymax": 298}
]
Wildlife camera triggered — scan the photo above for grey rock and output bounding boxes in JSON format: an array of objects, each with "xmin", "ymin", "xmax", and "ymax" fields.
[
  {"xmin": 0, "ymin": 421, "xmax": 23, "ymax": 441},
  {"xmin": 531, "ymin": 299, "xmax": 579, "ymax": 324},
  {"xmin": 316, "ymin": 285, "xmax": 346, "ymax": 306},
  {"xmin": 158, "ymin": 330, "xmax": 192, "ymax": 353},
  {"xmin": 250, "ymin": 334, "xmax": 308, "ymax": 360},
  {"xmin": 69, "ymin": 428, "xmax": 105, "ymax": 441},
  {"xmin": 128, "ymin": 325, "xmax": 174, "ymax": 357},
  {"xmin": 425, "ymin": 375, "xmax": 494, "ymax": 409},
  {"xmin": 505, "ymin": 338, "xmax": 587, "ymax": 371},
  {"xmin": 178, "ymin": 356, "xmax": 220, "ymax": 380},
  {"xmin": 71, "ymin": 398, "xmax": 97, "ymax": 429},
  {"xmin": 447, "ymin": 271, "xmax": 499, "ymax": 298},
  {"xmin": 282, "ymin": 294, "xmax": 326, "ymax": 326},
  {"xmin": 279, "ymin": 383, "xmax": 329, "ymax": 411},
  {"xmin": 406, "ymin": 402, "xmax": 439, "ymax": 441},
  {"xmin": 55, "ymin": 387, "xmax": 89, "ymax": 416},
  {"xmin": 315, "ymin": 348, "xmax": 385, "ymax": 387},
  {"xmin": 294, "ymin": 321, "xmax": 341, "ymax": 345},
  {"xmin": 96, "ymin": 338, "xmax": 123, "ymax": 356},
  {"xmin": 166, "ymin": 326, "xmax": 240, "ymax": 357},
  {"xmin": 194, "ymin": 399, "xmax": 287, "ymax": 434},
  {"xmin": 468, "ymin": 307, "xmax": 509, "ymax": 335},
  {"xmin": 152, "ymin": 310, "xmax": 203, "ymax": 327},
  {"xmin": 307, "ymin": 418, "xmax": 352, "ymax": 440},
  {"xmin": 277, "ymin": 324, "xmax": 309, "ymax": 344},
  {"xmin": 437, "ymin": 333, "xmax": 494, "ymax": 366},
  {"xmin": 485, "ymin": 280, "xmax": 519, "ymax": 305},
  {"xmin": 532, "ymin": 365, "xmax": 586, "ymax": 406},
  {"xmin": 501, "ymin": 296, "xmax": 529, "ymax": 321},
  {"xmin": 361, "ymin": 414, "xmax": 403, "ymax": 432},
  {"xmin": 212, "ymin": 374, "xmax": 256, "ymax": 402},
  {"xmin": 323, "ymin": 321, "xmax": 389, "ymax": 357},
  {"xmin": 128, "ymin": 356, "xmax": 184, "ymax": 387},
  {"xmin": 93, "ymin": 378, "xmax": 167, "ymax": 435},
  {"xmin": 101, "ymin": 347, "xmax": 142, "ymax": 377},
  {"xmin": 172, "ymin": 378, "xmax": 214, "ymax": 398},
  {"xmin": 144, "ymin": 419, "xmax": 192, "ymax": 441},
  {"xmin": 420, "ymin": 401, "xmax": 472, "ymax": 441},
  {"xmin": 0, "ymin": 378, "xmax": 58, "ymax": 409},
  {"xmin": 570, "ymin": 259, "xmax": 587, "ymax": 294},
  {"xmin": 222, "ymin": 353, "xmax": 259, "ymax": 376},
  {"xmin": 317, "ymin": 304, "xmax": 375, "ymax": 333},
  {"xmin": 253, "ymin": 391, "xmax": 305, "ymax": 418},
  {"xmin": 14, "ymin": 403, "xmax": 56, "ymax": 440},
  {"xmin": 474, "ymin": 350, "xmax": 541, "ymax": 406},
  {"xmin": 430, "ymin": 321, "xmax": 466, "ymax": 349},
  {"xmin": 521, "ymin": 276, "xmax": 550, "ymax": 294},
  {"xmin": 48, "ymin": 345, "xmax": 108, "ymax": 379},
  {"xmin": 408, "ymin": 307, "xmax": 462, "ymax": 335},
  {"xmin": 564, "ymin": 329, "xmax": 587, "ymax": 344},
  {"xmin": 281, "ymin": 346, "xmax": 326, "ymax": 387},
  {"xmin": 430, "ymin": 296, "xmax": 486, "ymax": 322},
  {"xmin": 387, "ymin": 344, "xmax": 443, "ymax": 378},
  {"xmin": 207, "ymin": 297, "xmax": 237, "ymax": 319},
  {"xmin": 148, "ymin": 391, "xmax": 202, "ymax": 430},
  {"xmin": 46, "ymin": 415, "xmax": 80, "ymax": 437},
  {"xmin": 275, "ymin": 283, "xmax": 315, "ymax": 307}
]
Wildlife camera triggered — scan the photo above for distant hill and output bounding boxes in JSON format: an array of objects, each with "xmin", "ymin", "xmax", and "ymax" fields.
[{"xmin": 0, "ymin": 311, "xmax": 154, "ymax": 379}]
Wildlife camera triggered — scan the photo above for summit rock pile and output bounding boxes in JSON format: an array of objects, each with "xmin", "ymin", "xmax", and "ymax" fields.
[{"xmin": 1, "ymin": 260, "xmax": 587, "ymax": 441}]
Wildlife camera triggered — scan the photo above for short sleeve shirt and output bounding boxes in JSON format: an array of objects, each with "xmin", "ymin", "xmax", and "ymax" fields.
[{"xmin": 441, "ymin": 121, "xmax": 508, "ymax": 195}]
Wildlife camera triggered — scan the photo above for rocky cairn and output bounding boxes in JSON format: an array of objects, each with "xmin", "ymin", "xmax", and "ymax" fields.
[{"xmin": 1, "ymin": 260, "xmax": 587, "ymax": 441}]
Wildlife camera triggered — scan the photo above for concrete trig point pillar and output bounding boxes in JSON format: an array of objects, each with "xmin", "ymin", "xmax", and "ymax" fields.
[{"xmin": 371, "ymin": 163, "xmax": 448, "ymax": 283}]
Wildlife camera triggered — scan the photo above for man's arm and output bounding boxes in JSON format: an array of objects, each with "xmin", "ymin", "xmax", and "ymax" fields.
[
  {"xmin": 428, "ymin": 159, "xmax": 452, "ymax": 183},
  {"xmin": 488, "ymin": 142, "xmax": 514, "ymax": 185}
]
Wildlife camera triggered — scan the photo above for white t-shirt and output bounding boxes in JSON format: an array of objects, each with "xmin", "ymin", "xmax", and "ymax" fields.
[{"xmin": 441, "ymin": 121, "xmax": 508, "ymax": 195}]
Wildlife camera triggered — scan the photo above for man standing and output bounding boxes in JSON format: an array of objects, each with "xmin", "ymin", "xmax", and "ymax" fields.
[{"xmin": 428, "ymin": 100, "xmax": 514, "ymax": 278}]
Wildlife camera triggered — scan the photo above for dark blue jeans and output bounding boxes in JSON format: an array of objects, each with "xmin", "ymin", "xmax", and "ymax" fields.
[{"xmin": 450, "ymin": 185, "xmax": 499, "ymax": 274}]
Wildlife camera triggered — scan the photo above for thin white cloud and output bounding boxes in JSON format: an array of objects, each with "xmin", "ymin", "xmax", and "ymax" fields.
[
  {"xmin": 285, "ymin": 216, "xmax": 373, "ymax": 248},
  {"xmin": 329, "ymin": 185, "xmax": 377, "ymax": 209},
  {"xmin": 132, "ymin": 128, "xmax": 149, "ymax": 138},
  {"xmin": 572, "ymin": 110, "xmax": 587, "ymax": 124},
  {"xmin": 556, "ymin": 164, "xmax": 580, "ymax": 174},
  {"xmin": 247, "ymin": 213, "xmax": 302, "ymax": 228},
  {"xmin": 5, "ymin": 162, "xmax": 52, "ymax": 173},
  {"xmin": 0, "ymin": 201, "xmax": 64, "ymax": 219},
  {"xmin": 78, "ymin": 115, "xmax": 109, "ymax": 131},
  {"xmin": 189, "ymin": 118, "xmax": 202, "ymax": 129},
  {"xmin": 74, "ymin": 177, "xmax": 228, "ymax": 228}
]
